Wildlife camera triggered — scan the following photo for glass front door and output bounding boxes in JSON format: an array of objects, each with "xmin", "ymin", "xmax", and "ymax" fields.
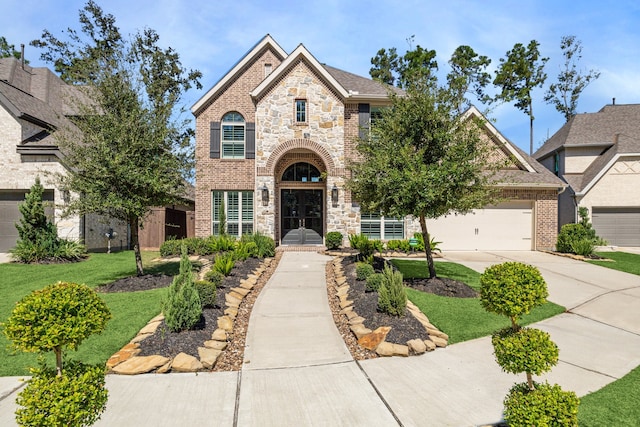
[{"xmin": 281, "ymin": 189, "xmax": 323, "ymax": 245}]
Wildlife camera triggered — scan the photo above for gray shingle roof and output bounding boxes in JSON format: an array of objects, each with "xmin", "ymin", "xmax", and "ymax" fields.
[
  {"xmin": 322, "ymin": 64, "xmax": 400, "ymax": 98},
  {"xmin": 534, "ymin": 104, "xmax": 640, "ymax": 159},
  {"xmin": 495, "ymin": 141, "xmax": 565, "ymax": 186}
]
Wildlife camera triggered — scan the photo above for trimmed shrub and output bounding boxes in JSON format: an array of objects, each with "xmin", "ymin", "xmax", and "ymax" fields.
[
  {"xmin": 213, "ymin": 252, "xmax": 236, "ymax": 276},
  {"xmin": 557, "ymin": 223, "xmax": 592, "ymax": 253},
  {"xmin": 195, "ymin": 280, "xmax": 217, "ymax": 308},
  {"xmin": 355, "ymin": 262, "xmax": 375, "ymax": 280},
  {"xmin": 16, "ymin": 361, "xmax": 108, "ymax": 427},
  {"xmin": 3, "ymin": 281, "xmax": 111, "ymax": 374},
  {"xmin": 386, "ymin": 239, "xmax": 411, "ymax": 252},
  {"xmin": 377, "ymin": 265, "xmax": 407, "ymax": 317},
  {"xmin": 325, "ymin": 231, "xmax": 343, "ymax": 250},
  {"xmin": 503, "ymin": 382, "xmax": 580, "ymax": 427},
  {"xmin": 163, "ymin": 245, "xmax": 202, "ymax": 332},
  {"xmin": 492, "ymin": 327, "xmax": 559, "ymax": 377},
  {"xmin": 159, "ymin": 238, "xmax": 181, "ymax": 256},
  {"xmin": 204, "ymin": 270, "xmax": 225, "ymax": 287},
  {"xmin": 480, "ymin": 262, "xmax": 548, "ymax": 328},
  {"xmin": 365, "ymin": 273, "xmax": 384, "ymax": 292}
]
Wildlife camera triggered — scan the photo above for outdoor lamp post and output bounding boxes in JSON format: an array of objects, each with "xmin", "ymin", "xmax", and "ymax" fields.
[
  {"xmin": 331, "ymin": 184, "xmax": 339, "ymax": 207},
  {"xmin": 261, "ymin": 184, "xmax": 269, "ymax": 206}
]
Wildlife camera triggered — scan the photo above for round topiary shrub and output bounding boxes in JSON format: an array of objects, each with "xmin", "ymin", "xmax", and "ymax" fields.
[
  {"xmin": 16, "ymin": 361, "xmax": 108, "ymax": 427},
  {"xmin": 503, "ymin": 381, "xmax": 580, "ymax": 427},
  {"xmin": 492, "ymin": 327, "xmax": 559, "ymax": 379},
  {"xmin": 355, "ymin": 262, "xmax": 375, "ymax": 281},
  {"xmin": 325, "ymin": 231, "xmax": 343, "ymax": 250},
  {"xmin": 3, "ymin": 281, "xmax": 111, "ymax": 375},
  {"xmin": 480, "ymin": 262, "xmax": 548, "ymax": 328},
  {"xmin": 365, "ymin": 273, "xmax": 384, "ymax": 292}
]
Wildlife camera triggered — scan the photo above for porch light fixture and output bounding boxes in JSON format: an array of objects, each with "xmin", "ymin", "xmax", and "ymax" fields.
[
  {"xmin": 261, "ymin": 184, "xmax": 269, "ymax": 206},
  {"xmin": 331, "ymin": 184, "xmax": 339, "ymax": 207}
]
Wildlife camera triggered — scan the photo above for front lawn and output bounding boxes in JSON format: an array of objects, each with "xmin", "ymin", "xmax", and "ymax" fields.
[
  {"xmin": 391, "ymin": 259, "xmax": 566, "ymax": 343},
  {"xmin": 588, "ymin": 251, "xmax": 640, "ymax": 276},
  {"xmin": 0, "ymin": 251, "xmax": 174, "ymax": 376},
  {"xmin": 578, "ymin": 364, "xmax": 640, "ymax": 426}
]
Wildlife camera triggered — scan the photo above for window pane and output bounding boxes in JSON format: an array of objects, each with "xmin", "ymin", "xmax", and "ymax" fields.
[
  {"xmin": 384, "ymin": 218, "xmax": 404, "ymax": 239},
  {"xmin": 227, "ymin": 223, "xmax": 239, "ymax": 236},
  {"xmin": 361, "ymin": 221, "xmax": 381, "ymax": 239},
  {"xmin": 212, "ymin": 191, "xmax": 222, "ymax": 234},
  {"xmin": 296, "ymin": 100, "xmax": 306, "ymax": 122},
  {"xmin": 227, "ymin": 192, "xmax": 239, "ymax": 222},
  {"xmin": 242, "ymin": 192, "xmax": 254, "ymax": 222}
]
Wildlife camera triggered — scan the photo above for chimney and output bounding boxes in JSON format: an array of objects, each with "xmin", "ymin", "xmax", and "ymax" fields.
[
  {"xmin": 612, "ymin": 97, "xmax": 616, "ymax": 105},
  {"xmin": 20, "ymin": 44, "xmax": 25, "ymax": 69}
]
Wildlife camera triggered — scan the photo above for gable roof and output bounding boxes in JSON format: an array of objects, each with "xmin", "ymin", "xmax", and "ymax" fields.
[
  {"xmin": 191, "ymin": 35, "xmax": 396, "ymax": 116},
  {"xmin": 465, "ymin": 106, "xmax": 565, "ymax": 188},
  {"xmin": 191, "ymin": 35, "xmax": 287, "ymax": 114},
  {"xmin": 534, "ymin": 103, "xmax": 640, "ymax": 160}
]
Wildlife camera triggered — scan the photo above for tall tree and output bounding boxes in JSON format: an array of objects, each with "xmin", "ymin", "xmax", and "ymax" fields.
[
  {"xmin": 370, "ymin": 38, "xmax": 437, "ymax": 89},
  {"xmin": 447, "ymin": 45, "xmax": 492, "ymax": 113},
  {"xmin": 348, "ymin": 78, "xmax": 499, "ymax": 279},
  {"xmin": 0, "ymin": 36, "xmax": 25, "ymax": 60},
  {"xmin": 493, "ymin": 40, "xmax": 548, "ymax": 155},
  {"xmin": 545, "ymin": 35, "xmax": 600, "ymax": 122},
  {"xmin": 31, "ymin": 0, "xmax": 201, "ymax": 275}
]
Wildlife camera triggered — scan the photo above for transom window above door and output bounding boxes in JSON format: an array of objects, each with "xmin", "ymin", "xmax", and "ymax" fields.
[
  {"xmin": 281, "ymin": 162, "xmax": 323, "ymax": 182},
  {"xmin": 222, "ymin": 112, "xmax": 245, "ymax": 159}
]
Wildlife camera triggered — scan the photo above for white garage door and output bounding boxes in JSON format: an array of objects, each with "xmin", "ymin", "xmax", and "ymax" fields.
[
  {"xmin": 426, "ymin": 201, "xmax": 533, "ymax": 250},
  {"xmin": 592, "ymin": 207, "xmax": 640, "ymax": 246}
]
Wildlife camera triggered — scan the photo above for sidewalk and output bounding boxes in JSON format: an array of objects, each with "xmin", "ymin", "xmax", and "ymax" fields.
[{"xmin": 1, "ymin": 250, "xmax": 640, "ymax": 426}]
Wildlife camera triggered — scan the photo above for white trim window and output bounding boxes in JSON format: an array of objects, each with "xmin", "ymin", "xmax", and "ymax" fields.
[
  {"xmin": 212, "ymin": 191, "xmax": 254, "ymax": 236},
  {"xmin": 221, "ymin": 112, "xmax": 245, "ymax": 159},
  {"xmin": 361, "ymin": 212, "xmax": 404, "ymax": 239},
  {"xmin": 295, "ymin": 99, "xmax": 307, "ymax": 123}
]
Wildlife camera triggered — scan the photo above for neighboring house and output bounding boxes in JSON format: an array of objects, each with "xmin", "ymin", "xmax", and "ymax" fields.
[
  {"xmin": 534, "ymin": 103, "xmax": 640, "ymax": 246},
  {"xmin": 192, "ymin": 35, "xmax": 564, "ymax": 251},
  {"xmin": 0, "ymin": 57, "xmax": 192, "ymax": 253}
]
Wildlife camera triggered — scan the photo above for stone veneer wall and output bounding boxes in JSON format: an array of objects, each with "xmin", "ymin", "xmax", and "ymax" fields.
[{"xmin": 194, "ymin": 47, "xmax": 283, "ymax": 238}]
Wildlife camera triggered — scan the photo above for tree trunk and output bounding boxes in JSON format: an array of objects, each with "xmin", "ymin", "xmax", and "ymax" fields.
[
  {"xmin": 55, "ymin": 346, "xmax": 63, "ymax": 377},
  {"xmin": 419, "ymin": 215, "xmax": 437, "ymax": 279},
  {"xmin": 130, "ymin": 216, "xmax": 144, "ymax": 276},
  {"xmin": 529, "ymin": 103, "xmax": 534, "ymax": 155},
  {"xmin": 527, "ymin": 372, "xmax": 534, "ymax": 391}
]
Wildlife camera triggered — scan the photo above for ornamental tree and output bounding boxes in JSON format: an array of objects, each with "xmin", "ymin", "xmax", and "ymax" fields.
[
  {"xmin": 3, "ymin": 281, "xmax": 111, "ymax": 376},
  {"xmin": 348, "ymin": 76, "xmax": 499, "ymax": 279},
  {"xmin": 31, "ymin": 0, "xmax": 201, "ymax": 275}
]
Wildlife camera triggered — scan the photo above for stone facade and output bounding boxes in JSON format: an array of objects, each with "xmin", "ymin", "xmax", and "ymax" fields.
[{"xmin": 192, "ymin": 36, "xmax": 561, "ymax": 250}]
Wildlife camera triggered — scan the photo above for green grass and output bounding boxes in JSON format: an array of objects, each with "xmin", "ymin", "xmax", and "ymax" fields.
[
  {"xmin": 392, "ymin": 259, "xmax": 566, "ymax": 343},
  {"xmin": 578, "ymin": 364, "xmax": 640, "ymax": 426},
  {"xmin": 0, "ymin": 251, "xmax": 175, "ymax": 376},
  {"xmin": 587, "ymin": 251, "xmax": 640, "ymax": 276}
]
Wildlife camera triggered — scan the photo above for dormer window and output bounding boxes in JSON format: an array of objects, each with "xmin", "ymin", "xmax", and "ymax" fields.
[{"xmin": 295, "ymin": 99, "xmax": 307, "ymax": 123}]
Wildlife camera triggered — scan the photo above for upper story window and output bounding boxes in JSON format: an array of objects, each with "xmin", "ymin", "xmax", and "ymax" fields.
[
  {"xmin": 554, "ymin": 153, "xmax": 560, "ymax": 176},
  {"xmin": 222, "ymin": 112, "xmax": 245, "ymax": 159},
  {"xmin": 295, "ymin": 99, "xmax": 307, "ymax": 123}
]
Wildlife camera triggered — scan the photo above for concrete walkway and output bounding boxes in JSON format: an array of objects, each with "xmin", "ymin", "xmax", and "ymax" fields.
[{"xmin": 1, "ymin": 250, "xmax": 640, "ymax": 426}]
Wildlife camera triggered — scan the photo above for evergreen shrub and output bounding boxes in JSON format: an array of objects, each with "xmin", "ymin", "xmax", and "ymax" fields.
[
  {"xmin": 325, "ymin": 231, "xmax": 343, "ymax": 250},
  {"xmin": 377, "ymin": 265, "xmax": 407, "ymax": 317},
  {"xmin": 163, "ymin": 245, "xmax": 202, "ymax": 332},
  {"xmin": 503, "ymin": 382, "xmax": 579, "ymax": 427},
  {"xmin": 355, "ymin": 262, "xmax": 375, "ymax": 280}
]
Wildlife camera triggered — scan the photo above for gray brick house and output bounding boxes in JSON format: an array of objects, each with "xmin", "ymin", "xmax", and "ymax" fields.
[{"xmin": 192, "ymin": 35, "xmax": 564, "ymax": 250}]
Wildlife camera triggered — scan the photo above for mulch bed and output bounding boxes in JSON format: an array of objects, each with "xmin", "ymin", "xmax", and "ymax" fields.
[
  {"xmin": 340, "ymin": 255, "xmax": 478, "ymax": 345},
  {"xmin": 98, "ymin": 257, "xmax": 262, "ymax": 362}
]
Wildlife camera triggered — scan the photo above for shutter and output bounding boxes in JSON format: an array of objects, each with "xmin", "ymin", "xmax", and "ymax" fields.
[
  {"xmin": 210, "ymin": 122, "xmax": 220, "ymax": 158},
  {"xmin": 246, "ymin": 122, "xmax": 255, "ymax": 159},
  {"xmin": 358, "ymin": 103, "xmax": 370, "ymax": 139}
]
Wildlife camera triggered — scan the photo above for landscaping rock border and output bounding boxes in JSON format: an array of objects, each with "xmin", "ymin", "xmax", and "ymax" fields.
[
  {"xmin": 328, "ymin": 257, "xmax": 449, "ymax": 358},
  {"xmin": 106, "ymin": 255, "xmax": 278, "ymax": 375}
]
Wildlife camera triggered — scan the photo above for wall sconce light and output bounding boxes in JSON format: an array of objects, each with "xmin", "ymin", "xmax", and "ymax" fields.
[
  {"xmin": 261, "ymin": 184, "xmax": 269, "ymax": 206},
  {"xmin": 331, "ymin": 184, "xmax": 339, "ymax": 207}
]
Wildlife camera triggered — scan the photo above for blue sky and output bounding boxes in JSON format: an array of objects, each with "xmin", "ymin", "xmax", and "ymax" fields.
[{"xmin": 2, "ymin": 0, "xmax": 640, "ymax": 154}]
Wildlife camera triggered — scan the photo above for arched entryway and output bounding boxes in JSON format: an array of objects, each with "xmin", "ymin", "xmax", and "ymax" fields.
[{"xmin": 275, "ymin": 151, "xmax": 327, "ymax": 245}]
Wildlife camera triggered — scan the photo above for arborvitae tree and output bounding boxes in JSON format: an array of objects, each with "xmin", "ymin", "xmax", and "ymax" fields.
[
  {"xmin": 15, "ymin": 177, "xmax": 56, "ymax": 244},
  {"xmin": 163, "ymin": 244, "xmax": 202, "ymax": 332}
]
